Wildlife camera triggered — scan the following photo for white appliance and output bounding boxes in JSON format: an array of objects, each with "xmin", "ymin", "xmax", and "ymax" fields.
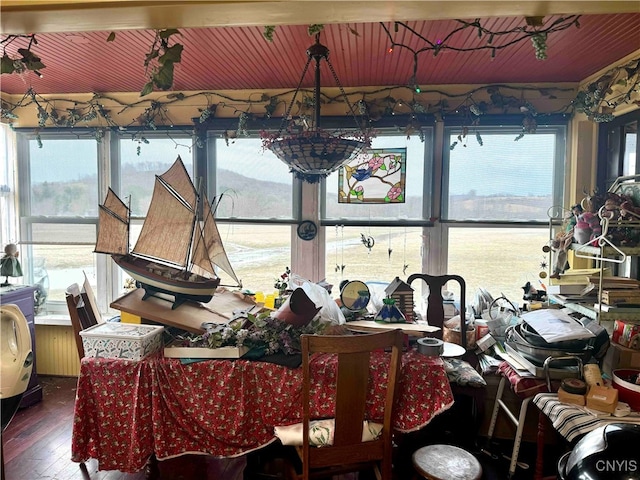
[{"xmin": 0, "ymin": 304, "xmax": 33, "ymax": 430}]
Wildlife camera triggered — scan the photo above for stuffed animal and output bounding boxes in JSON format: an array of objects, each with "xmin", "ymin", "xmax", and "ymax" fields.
[
  {"xmin": 548, "ymin": 204, "xmax": 583, "ymax": 278},
  {"xmin": 522, "ymin": 281, "xmax": 547, "ymax": 301}
]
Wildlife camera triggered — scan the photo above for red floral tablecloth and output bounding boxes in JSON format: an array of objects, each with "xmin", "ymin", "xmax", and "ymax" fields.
[{"xmin": 72, "ymin": 349, "xmax": 453, "ymax": 472}]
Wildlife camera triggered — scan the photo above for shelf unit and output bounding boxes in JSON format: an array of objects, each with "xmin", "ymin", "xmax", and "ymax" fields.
[{"xmin": 553, "ymin": 175, "xmax": 640, "ymax": 326}]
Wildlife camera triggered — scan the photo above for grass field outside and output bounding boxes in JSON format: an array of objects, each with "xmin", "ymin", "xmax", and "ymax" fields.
[{"xmin": 29, "ymin": 224, "xmax": 550, "ymax": 317}]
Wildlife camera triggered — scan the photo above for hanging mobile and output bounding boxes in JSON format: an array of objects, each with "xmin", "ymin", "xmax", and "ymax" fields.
[
  {"xmin": 539, "ymin": 256, "xmax": 548, "ymax": 278},
  {"xmin": 335, "ymin": 225, "xmax": 345, "ymax": 276},
  {"xmin": 402, "ymin": 227, "xmax": 409, "ymax": 275},
  {"xmin": 360, "ymin": 233, "xmax": 375, "ymax": 252}
]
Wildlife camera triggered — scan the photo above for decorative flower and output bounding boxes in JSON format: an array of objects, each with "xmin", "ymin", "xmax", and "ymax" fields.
[
  {"xmin": 387, "ymin": 185, "xmax": 402, "ymax": 200},
  {"xmin": 368, "ymin": 155, "xmax": 384, "ymax": 170},
  {"xmin": 274, "ymin": 266, "xmax": 291, "ymax": 295},
  {"xmin": 173, "ymin": 310, "xmax": 327, "ymax": 356}
]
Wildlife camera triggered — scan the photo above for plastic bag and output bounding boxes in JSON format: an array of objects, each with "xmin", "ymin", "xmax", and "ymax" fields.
[{"xmin": 300, "ymin": 281, "xmax": 346, "ymax": 325}]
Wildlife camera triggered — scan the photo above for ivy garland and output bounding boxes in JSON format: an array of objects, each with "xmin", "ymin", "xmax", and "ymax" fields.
[{"xmin": 1, "ymin": 19, "xmax": 639, "ymax": 152}]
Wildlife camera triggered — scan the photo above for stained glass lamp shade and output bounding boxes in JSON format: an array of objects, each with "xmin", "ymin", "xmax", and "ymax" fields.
[{"xmin": 264, "ymin": 34, "xmax": 371, "ymax": 183}]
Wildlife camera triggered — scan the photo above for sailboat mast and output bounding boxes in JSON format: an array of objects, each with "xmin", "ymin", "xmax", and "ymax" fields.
[{"xmin": 126, "ymin": 195, "xmax": 131, "ymax": 255}]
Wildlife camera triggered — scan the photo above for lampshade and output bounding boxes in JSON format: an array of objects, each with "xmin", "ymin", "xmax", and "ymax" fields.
[{"xmin": 263, "ymin": 34, "xmax": 371, "ymax": 183}]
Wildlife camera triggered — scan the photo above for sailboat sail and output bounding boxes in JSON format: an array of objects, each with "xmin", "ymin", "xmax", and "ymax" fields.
[
  {"xmin": 132, "ymin": 159, "xmax": 196, "ymax": 268},
  {"xmin": 158, "ymin": 157, "xmax": 197, "ymax": 209},
  {"xmin": 95, "ymin": 187, "xmax": 129, "ymax": 255},
  {"xmin": 194, "ymin": 198, "xmax": 241, "ymax": 285}
]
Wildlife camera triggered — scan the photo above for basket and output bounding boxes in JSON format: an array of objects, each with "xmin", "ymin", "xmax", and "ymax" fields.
[{"xmin": 443, "ymin": 317, "xmax": 476, "ymax": 349}]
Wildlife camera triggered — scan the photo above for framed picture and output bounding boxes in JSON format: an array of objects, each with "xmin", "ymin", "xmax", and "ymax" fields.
[{"xmin": 337, "ymin": 148, "xmax": 406, "ymax": 203}]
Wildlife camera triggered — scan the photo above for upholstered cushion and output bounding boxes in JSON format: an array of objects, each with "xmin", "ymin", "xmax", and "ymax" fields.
[
  {"xmin": 274, "ymin": 419, "xmax": 383, "ymax": 446},
  {"xmin": 443, "ymin": 358, "xmax": 487, "ymax": 387}
]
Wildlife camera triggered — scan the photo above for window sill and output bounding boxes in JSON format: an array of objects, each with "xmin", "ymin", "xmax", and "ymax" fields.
[{"xmin": 35, "ymin": 314, "xmax": 71, "ymax": 327}]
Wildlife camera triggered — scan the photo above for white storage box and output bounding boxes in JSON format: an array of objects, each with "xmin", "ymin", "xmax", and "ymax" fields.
[{"xmin": 80, "ymin": 323, "xmax": 164, "ymax": 360}]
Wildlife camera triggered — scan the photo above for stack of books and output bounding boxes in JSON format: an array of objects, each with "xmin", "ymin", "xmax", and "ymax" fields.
[
  {"xmin": 547, "ymin": 282, "xmax": 597, "ymax": 303},
  {"xmin": 588, "ymin": 275, "xmax": 640, "ymax": 310}
]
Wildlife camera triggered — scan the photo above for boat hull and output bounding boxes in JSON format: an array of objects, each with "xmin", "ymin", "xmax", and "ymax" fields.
[{"xmin": 112, "ymin": 255, "xmax": 220, "ymax": 306}]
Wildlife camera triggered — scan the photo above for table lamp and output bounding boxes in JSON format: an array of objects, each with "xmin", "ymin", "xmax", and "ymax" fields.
[{"xmin": 1, "ymin": 243, "xmax": 23, "ymax": 286}]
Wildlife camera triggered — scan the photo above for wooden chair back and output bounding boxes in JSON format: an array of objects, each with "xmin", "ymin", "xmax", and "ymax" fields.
[
  {"xmin": 298, "ymin": 329, "xmax": 403, "ymax": 480},
  {"xmin": 65, "ymin": 283, "xmax": 99, "ymax": 359},
  {"xmin": 407, "ymin": 273, "xmax": 467, "ymax": 349}
]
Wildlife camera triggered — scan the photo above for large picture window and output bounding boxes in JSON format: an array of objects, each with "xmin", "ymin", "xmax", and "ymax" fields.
[
  {"xmin": 444, "ymin": 128, "xmax": 564, "ymax": 222},
  {"xmin": 441, "ymin": 126, "xmax": 566, "ymax": 307},
  {"xmin": 8, "ymin": 120, "xmax": 567, "ymax": 318},
  {"xmin": 213, "ymin": 136, "xmax": 294, "ymax": 291},
  {"xmin": 19, "ymin": 135, "xmax": 99, "ymax": 309},
  {"xmin": 214, "ymin": 137, "xmax": 294, "ymax": 220}
]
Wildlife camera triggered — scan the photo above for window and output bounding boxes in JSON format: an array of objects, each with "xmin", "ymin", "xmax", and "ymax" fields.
[
  {"xmin": 18, "ymin": 134, "xmax": 99, "ymax": 310},
  {"xmin": 322, "ymin": 132, "xmax": 432, "ymax": 303},
  {"xmin": 597, "ymin": 110, "xmax": 640, "ymax": 279},
  {"xmin": 212, "ymin": 136, "xmax": 294, "ymax": 292},
  {"xmin": 214, "ymin": 137, "xmax": 294, "ymax": 220},
  {"xmin": 119, "ymin": 137, "xmax": 194, "ymax": 217},
  {"xmin": 9, "ymin": 119, "xmax": 567, "ymax": 318},
  {"xmin": 442, "ymin": 126, "xmax": 566, "ymax": 306},
  {"xmin": 447, "ymin": 226, "xmax": 549, "ymax": 306},
  {"xmin": 444, "ymin": 128, "xmax": 563, "ymax": 222},
  {"xmin": 324, "ymin": 225, "xmax": 425, "ymax": 300}
]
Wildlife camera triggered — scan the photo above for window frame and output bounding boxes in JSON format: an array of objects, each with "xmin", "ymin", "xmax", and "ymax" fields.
[{"xmin": 15, "ymin": 130, "xmax": 100, "ymax": 313}]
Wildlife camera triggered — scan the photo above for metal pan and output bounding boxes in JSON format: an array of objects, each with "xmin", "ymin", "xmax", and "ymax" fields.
[
  {"xmin": 505, "ymin": 326, "xmax": 593, "ymax": 366},
  {"xmin": 519, "ymin": 321, "xmax": 591, "ymax": 351}
]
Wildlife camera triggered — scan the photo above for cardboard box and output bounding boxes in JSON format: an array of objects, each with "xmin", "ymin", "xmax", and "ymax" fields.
[
  {"xmin": 164, "ymin": 343, "xmax": 249, "ymax": 359},
  {"xmin": 586, "ymin": 386, "xmax": 618, "ymax": 413},
  {"xmin": 558, "ymin": 387, "xmax": 585, "ymax": 406},
  {"xmin": 80, "ymin": 323, "xmax": 164, "ymax": 360},
  {"xmin": 602, "ymin": 342, "xmax": 640, "ymax": 375}
]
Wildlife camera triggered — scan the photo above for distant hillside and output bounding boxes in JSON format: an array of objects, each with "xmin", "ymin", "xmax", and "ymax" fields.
[
  {"xmin": 31, "ymin": 168, "xmax": 552, "ymax": 221},
  {"xmin": 215, "ymin": 169, "xmax": 292, "ymax": 218}
]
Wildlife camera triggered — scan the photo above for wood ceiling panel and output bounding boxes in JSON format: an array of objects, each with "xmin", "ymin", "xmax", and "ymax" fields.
[{"xmin": 1, "ymin": 14, "xmax": 639, "ymax": 95}]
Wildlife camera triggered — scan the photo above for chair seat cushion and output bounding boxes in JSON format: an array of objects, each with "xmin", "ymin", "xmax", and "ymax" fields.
[{"xmin": 275, "ymin": 419, "xmax": 383, "ymax": 446}]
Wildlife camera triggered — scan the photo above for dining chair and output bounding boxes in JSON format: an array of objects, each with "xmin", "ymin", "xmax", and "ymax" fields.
[
  {"xmin": 294, "ymin": 329, "xmax": 403, "ymax": 480},
  {"xmin": 65, "ymin": 283, "xmax": 99, "ymax": 359},
  {"xmin": 406, "ymin": 273, "xmax": 467, "ymax": 350},
  {"xmin": 406, "ymin": 273, "xmax": 487, "ymax": 451}
]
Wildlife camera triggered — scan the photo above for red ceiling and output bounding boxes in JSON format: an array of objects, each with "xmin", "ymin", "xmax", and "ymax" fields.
[{"xmin": 1, "ymin": 13, "xmax": 639, "ymax": 96}]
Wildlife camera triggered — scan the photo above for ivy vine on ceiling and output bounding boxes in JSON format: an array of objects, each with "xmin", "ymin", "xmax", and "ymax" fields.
[{"xmin": 0, "ymin": 17, "xmax": 639, "ymax": 152}]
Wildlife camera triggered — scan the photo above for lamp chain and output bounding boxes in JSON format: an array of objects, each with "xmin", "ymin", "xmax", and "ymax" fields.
[{"xmin": 324, "ymin": 56, "xmax": 367, "ymax": 131}]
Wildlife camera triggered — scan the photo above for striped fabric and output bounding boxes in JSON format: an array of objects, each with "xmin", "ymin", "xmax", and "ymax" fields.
[{"xmin": 534, "ymin": 393, "xmax": 640, "ymax": 442}]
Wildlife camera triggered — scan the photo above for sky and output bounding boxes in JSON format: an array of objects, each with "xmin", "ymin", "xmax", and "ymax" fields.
[{"xmin": 28, "ymin": 130, "xmax": 556, "ymax": 197}]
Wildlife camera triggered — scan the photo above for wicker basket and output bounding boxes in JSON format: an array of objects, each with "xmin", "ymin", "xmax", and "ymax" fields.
[{"xmin": 443, "ymin": 317, "xmax": 476, "ymax": 349}]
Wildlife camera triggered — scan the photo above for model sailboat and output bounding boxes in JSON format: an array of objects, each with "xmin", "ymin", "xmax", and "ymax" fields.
[{"xmin": 95, "ymin": 156, "xmax": 241, "ymax": 309}]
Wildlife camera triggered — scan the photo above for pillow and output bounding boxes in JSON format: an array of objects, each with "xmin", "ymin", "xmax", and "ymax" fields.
[
  {"xmin": 274, "ymin": 419, "xmax": 383, "ymax": 447},
  {"xmin": 443, "ymin": 358, "xmax": 487, "ymax": 387}
]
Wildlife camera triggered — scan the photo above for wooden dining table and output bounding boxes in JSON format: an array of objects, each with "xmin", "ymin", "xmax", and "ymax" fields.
[{"xmin": 71, "ymin": 349, "xmax": 454, "ymax": 473}]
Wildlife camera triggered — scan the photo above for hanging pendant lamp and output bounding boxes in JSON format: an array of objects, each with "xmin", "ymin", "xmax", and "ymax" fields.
[{"xmin": 263, "ymin": 33, "xmax": 372, "ymax": 183}]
